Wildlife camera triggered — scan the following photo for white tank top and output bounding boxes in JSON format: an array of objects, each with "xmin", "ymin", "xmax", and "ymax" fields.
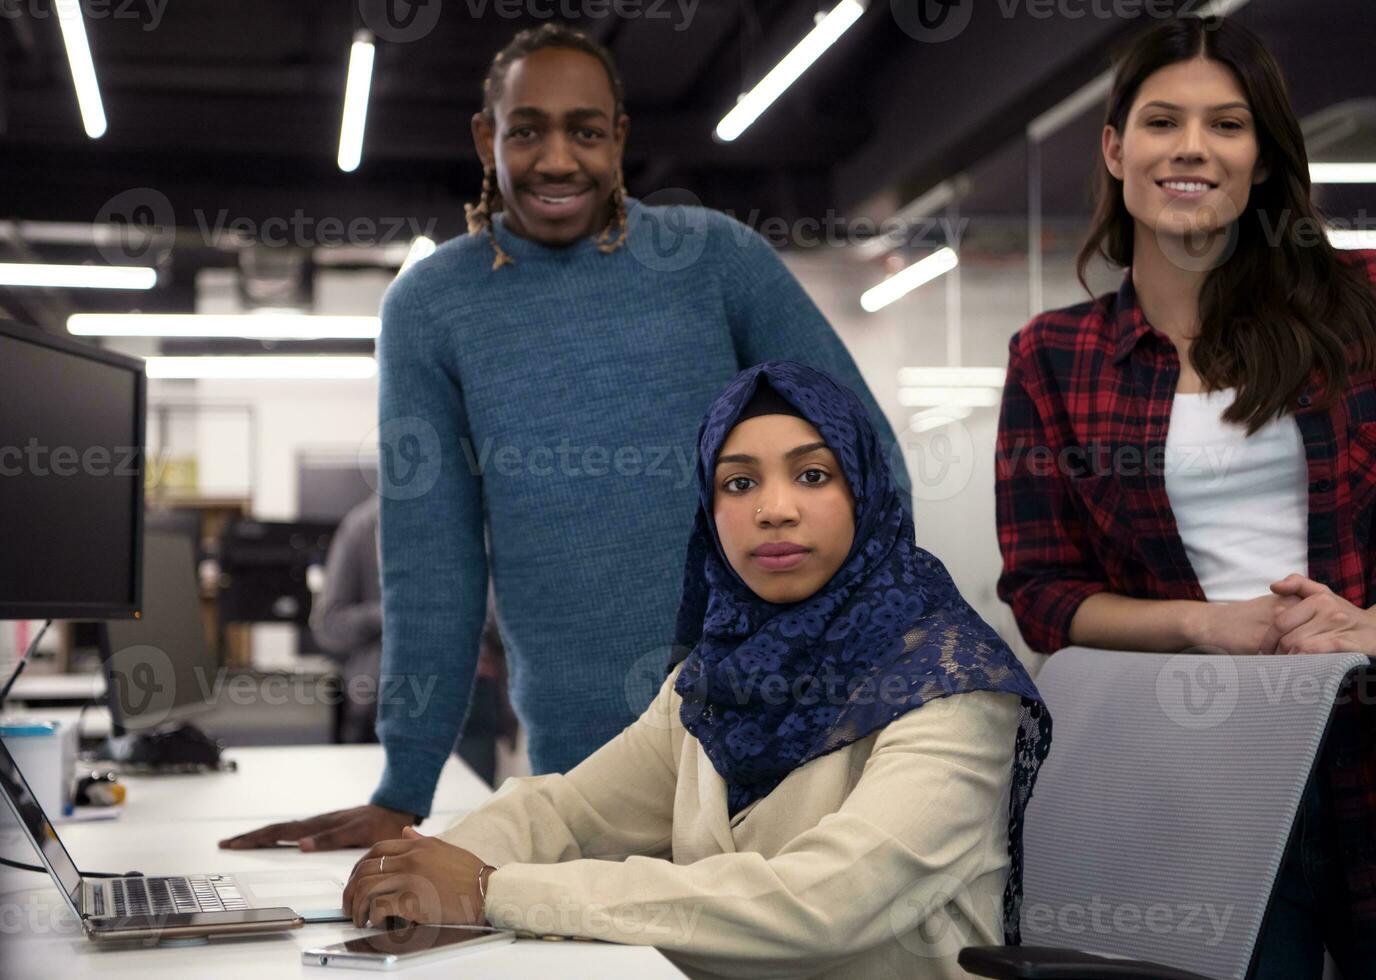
[{"xmin": 1162, "ymin": 388, "xmax": 1309, "ymax": 601}]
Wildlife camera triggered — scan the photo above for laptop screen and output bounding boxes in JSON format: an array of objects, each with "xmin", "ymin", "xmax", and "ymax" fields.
[{"xmin": 0, "ymin": 737, "xmax": 84, "ymax": 916}]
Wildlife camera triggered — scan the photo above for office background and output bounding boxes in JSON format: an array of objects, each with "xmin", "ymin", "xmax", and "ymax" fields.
[{"xmin": 1, "ymin": 0, "xmax": 1371, "ymax": 749}]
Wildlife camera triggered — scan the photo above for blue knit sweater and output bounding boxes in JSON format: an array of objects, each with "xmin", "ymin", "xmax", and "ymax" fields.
[{"xmin": 371, "ymin": 199, "xmax": 909, "ymax": 818}]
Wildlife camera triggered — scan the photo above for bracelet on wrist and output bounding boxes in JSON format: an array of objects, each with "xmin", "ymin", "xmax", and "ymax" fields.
[{"xmin": 477, "ymin": 864, "xmax": 497, "ymax": 903}]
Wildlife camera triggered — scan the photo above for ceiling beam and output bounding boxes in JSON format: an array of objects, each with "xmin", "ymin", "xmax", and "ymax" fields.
[{"xmin": 4, "ymin": 90, "xmax": 867, "ymax": 169}]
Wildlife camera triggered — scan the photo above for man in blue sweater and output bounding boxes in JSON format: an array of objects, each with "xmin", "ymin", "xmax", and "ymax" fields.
[{"xmin": 223, "ymin": 25, "xmax": 909, "ymax": 852}]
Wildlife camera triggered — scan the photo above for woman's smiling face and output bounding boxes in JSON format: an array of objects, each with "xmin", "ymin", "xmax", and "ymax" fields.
[
  {"xmin": 712, "ymin": 414, "xmax": 855, "ymax": 605},
  {"xmin": 1102, "ymin": 56, "xmax": 1269, "ymax": 245}
]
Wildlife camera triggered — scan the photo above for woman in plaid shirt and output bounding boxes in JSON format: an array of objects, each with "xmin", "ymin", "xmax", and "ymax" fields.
[{"xmin": 995, "ymin": 16, "xmax": 1376, "ymax": 979}]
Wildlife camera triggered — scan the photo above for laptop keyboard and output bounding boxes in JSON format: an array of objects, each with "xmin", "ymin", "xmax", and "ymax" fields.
[{"xmin": 106, "ymin": 875, "xmax": 248, "ymax": 916}]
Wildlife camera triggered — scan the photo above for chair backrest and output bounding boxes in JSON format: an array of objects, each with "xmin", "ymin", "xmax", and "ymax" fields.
[{"xmin": 1020, "ymin": 647, "xmax": 1370, "ymax": 980}]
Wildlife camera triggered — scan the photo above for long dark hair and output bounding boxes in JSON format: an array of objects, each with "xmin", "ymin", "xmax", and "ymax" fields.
[
  {"xmin": 1076, "ymin": 16, "xmax": 1376, "ymax": 433},
  {"xmin": 465, "ymin": 24, "xmax": 629, "ymax": 269}
]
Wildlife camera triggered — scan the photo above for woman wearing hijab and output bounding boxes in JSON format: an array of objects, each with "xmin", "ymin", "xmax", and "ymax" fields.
[{"xmin": 343, "ymin": 361, "xmax": 1051, "ymax": 979}]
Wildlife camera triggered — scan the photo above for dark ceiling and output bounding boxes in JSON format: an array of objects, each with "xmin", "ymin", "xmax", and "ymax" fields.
[{"xmin": 1, "ymin": 0, "xmax": 1371, "ymax": 330}]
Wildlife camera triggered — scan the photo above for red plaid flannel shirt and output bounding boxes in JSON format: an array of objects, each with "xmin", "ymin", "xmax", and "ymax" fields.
[{"xmin": 995, "ymin": 249, "xmax": 1376, "ymax": 928}]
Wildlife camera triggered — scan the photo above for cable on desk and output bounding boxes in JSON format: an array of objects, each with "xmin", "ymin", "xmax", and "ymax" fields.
[
  {"xmin": 75, "ymin": 695, "xmax": 101, "ymax": 738},
  {"xmin": 1, "ymin": 624, "xmax": 139, "ymax": 879},
  {"xmin": 0, "ymin": 619, "xmax": 54, "ymax": 706}
]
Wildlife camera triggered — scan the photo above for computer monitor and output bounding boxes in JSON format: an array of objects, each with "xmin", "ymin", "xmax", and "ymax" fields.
[
  {"xmin": 101, "ymin": 531, "xmax": 217, "ymax": 734},
  {"xmin": 0, "ymin": 322, "xmax": 146, "ymax": 620},
  {"xmin": 297, "ymin": 454, "xmax": 377, "ymax": 523},
  {"xmin": 217, "ymin": 519, "xmax": 335, "ymax": 624}
]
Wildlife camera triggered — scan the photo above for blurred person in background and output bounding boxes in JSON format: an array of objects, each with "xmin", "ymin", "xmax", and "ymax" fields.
[{"xmin": 309, "ymin": 494, "xmax": 516, "ymax": 785}]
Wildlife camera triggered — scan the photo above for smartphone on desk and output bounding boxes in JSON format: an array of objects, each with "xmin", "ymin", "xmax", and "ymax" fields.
[{"xmin": 303, "ymin": 924, "xmax": 515, "ymax": 970}]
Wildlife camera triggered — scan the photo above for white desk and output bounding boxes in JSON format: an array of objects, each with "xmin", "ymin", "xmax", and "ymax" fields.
[
  {"xmin": 8, "ymin": 671, "xmax": 105, "ymax": 703},
  {"xmin": 97, "ymin": 745, "xmax": 493, "ymax": 825},
  {"xmin": 7, "ymin": 705, "xmax": 113, "ymax": 740},
  {"xmin": 2, "ymin": 746, "xmax": 687, "ymax": 979}
]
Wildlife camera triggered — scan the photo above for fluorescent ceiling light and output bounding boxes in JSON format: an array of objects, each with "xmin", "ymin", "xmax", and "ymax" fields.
[
  {"xmin": 1328, "ymin": 229, "xmax": 1376, "ymax": 250},
  {"xmin": 338, "ymin": 31, "xmax": 376, "ymax": 172},
  {"xmin": 715, "ymin": 0, "xmax": 866, "ymax": 142},
  {"xmin": 67, "ymin": 313, "xmax": 380, "ymax": 339},
  {"xmin": 1197, "ymin": 0, "xmax": 1253, "ymax": 15},
  {"xmin": 398, "ymin": 236, "xmax": 437, "ymax": 275},
  {"xmin": 898, "ymin": 367, "xmax": 1006, "ymax": 388},
  {"xmin": 898, "ymin": 386, "xmax": 1002, "ymax": 409},
  {"xmin": 0, "ymin": 263, "xmax": 155, "ymax": 290},
  {"xmin": 852, "ymin": 178, "xmax": 964, "ymax": 262},
  {"xmin": 55, "ymin": 0, "xmax": 106, "ymax": 138},
  {"xmin": 1310, "ymin": 163, "xmax": 1376, "ymax": 184},
  {"xmin": 314, "ymin": 241, "xmax": 412, "ymax": 267},
  {"xmin": 909, "ymin": 406, "xmax": 972, "ymax": 434},
  {"xmin": 861, "ymin": 246, "xmax": 958, "ymax": 312},
  {"xmin": 146, "ymin": 356, "xmax": 378, "ymax": 380}
]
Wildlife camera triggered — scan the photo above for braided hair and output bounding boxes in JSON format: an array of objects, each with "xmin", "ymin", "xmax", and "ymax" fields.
[{"xmin": 465, "ymin": 24, "xmax": 629, "ymax": 270}]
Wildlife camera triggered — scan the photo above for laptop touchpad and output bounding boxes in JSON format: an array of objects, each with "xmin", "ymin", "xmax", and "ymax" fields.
[{"xmin": 236, "ymin": 871, "xmax": 345, "ymax": 921}]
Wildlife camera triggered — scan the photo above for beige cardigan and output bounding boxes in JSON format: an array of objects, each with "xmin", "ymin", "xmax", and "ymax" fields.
[{"xmin": 438, "ymin": 665, "xmax": 1021, "ymax": 979}]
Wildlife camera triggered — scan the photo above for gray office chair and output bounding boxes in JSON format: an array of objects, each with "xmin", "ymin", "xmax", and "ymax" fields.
[{"xmin": 961, "ymin": 646, "xmax": 1372, "ymax": 980}]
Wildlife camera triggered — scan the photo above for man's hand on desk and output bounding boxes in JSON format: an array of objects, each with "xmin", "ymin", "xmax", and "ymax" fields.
[{"xmin": 218, "ymin": 804, "xmax": 416, "ymax": 851}]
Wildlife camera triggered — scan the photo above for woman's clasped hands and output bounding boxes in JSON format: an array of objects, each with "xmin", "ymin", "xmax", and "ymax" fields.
[{"xmin": 1259, "ymin": 574, "xmax": 1376, "ymax": 656}]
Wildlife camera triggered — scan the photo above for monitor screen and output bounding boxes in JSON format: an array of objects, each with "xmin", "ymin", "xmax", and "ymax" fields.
[
  {"xmin": 103, "ymin": 531, "xmax": 217, "ymax": 732},
  {"xmin": 218, "ymin": 520, "xmax": 335, "ymax": 625},
  {"xmin": 0, "ymin": 323, "xmax": 145, "ymax": 620},
  {"xmin": 297, "ymin": 455, "xmax": 377, "ymax": 523}
]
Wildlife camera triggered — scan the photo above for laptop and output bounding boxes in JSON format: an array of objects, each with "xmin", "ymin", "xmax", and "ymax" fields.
[{"xmin": 0, "ymin": 736, "xmax": 348, "ymax": 941}]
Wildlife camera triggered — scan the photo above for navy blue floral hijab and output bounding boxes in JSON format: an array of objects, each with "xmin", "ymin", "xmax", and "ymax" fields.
[{"xmin": 667, "ymin": 360, "xmax": 1052, "ymax": 942}]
